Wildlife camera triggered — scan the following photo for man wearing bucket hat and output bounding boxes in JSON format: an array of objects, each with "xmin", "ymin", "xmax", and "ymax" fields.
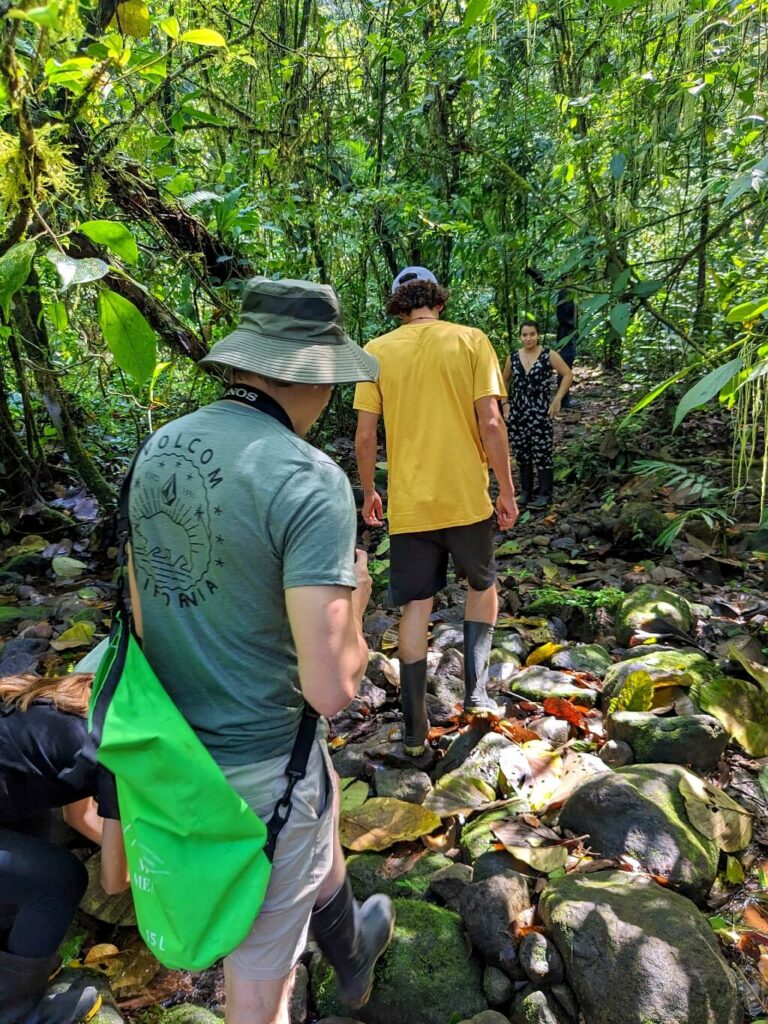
[
  {"xmin": 126, "ymin": 278, "xmax": 394, "ymax": 1024},
  {"xmin": 354, "ymin": 268, "xmax": 518, "ymax": 757}
]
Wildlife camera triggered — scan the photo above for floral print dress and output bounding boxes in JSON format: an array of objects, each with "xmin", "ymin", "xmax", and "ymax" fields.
[{"xmin": 507, "ymin": 348, "xmax": 554, "ymax": 470}]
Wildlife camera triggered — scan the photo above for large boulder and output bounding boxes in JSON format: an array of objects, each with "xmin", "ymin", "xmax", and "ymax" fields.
[
  {"xmin": 602, "ymin": 647, "xmax": 722, "ymax": 703},
  {"xmin": 540, "ymin": 871, "xmax": 743, "ymax": 1024},
  {"xmin": 559, "ymin": 764, "xmax": 719, "ymax": 902},
  {"xmin": 312, "ymin": 899, "xmax": 487, "ymax": 1024},
  {"xmin": 460, "ymin": 872, "xmax": 530, "ymax": 969},
  {"xmin": 607, "ymin": 712, "xmax": 728, "ymax": 772},
  {"xmin": 550, "ymin": 644, "xmax": 613, "ymax": 678},
  {"xmin": 615, "ymin": 585, "xmax": 695, "ymax": 644},
  {"xmin": 507, "ymin": 666, "xmax": 599, "ymax": 708}
]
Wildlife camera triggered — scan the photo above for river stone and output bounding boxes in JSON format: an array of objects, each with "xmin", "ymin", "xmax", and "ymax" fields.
[
  {"xmin": 460, "ymin": 807, "xmax": 527, "ymax": 864},
  {"xmin": 436, "ymin": 647, "xmax": 464, "ymax": 678},
  {"xmin": 551, "ymin": 644, "xmax": 612, "ymax": 678},
  {"xmin": 602, "ymin": 648, "xmax": 722, "ymax": 703},
  {"xmin": 81, "ymin": 852, "xmax": 137, "ymax": 926},
  {"xmin": 607, "ymin": 712, "xmax": 728, "ymax": 771},
  {"xmin": 613, "ymin": 502, "xmax": 668, "ymax": 549},
  {"xmin": 330, "ymin": 723, "xmax": 419, "ymax": 778},
  {"xmin": 540, "ymin": 871, "xmax": 743, "ymax": 1024},
  {"xmin": 510, "ymin": 989, "xmax": 569, "ymax": 1024},
  {"xmin": 483, "ymin": 965, "xmax": 513, "ymax": 1008},
  {"xmin": 291, "ymin": 963, "xmax": 309, "ymax": 1024},
  {"xmin": 434, "ymin": 732, "xmax": 514, "ymax": 791},
  {"xmin": 374, "ymin": 768, "xmax": 432, "ymax": 803},
  {"xmin": 457, "ymin": 1014, "xmax": 511, "ymax": 1024},
  {"xmin": 598, "ymin": 739, "xmax": 634, "ymax": 768},
  {"xmin": 507, "ymin": 666, "xmax": 599, "ymax": 708},
  {"xmin": 528, "ymin": 716, "xmax": 570, "ymax": 747},
  {"xmin": 426, "ymin": 862, "xmax": 474, "ymax": 911},
  {"xmin": 519, "ymin": 932, "xmax": 564, "ymax": 985},
  {"xmin": 550, "ymin": 985, "xmax": 578, "ymax": 1020},
  {"xmin": 0, "ymin": 637, "xmax": 49, "ymax": 675},
  {"xmin": 460, "ymin": 873, "xmax": 530, "ymax": 968},
  {"xmin": 559, "ymin": 764, "xmax": 719, "ymax": 902},
  {"xmin": 495, "ymin": 632, "xmax": 528, "ymax": 660},
  {"xmin": 473, "ymin": 849, "xmax": 519, "ymax": 881},
  {"xmin": 160, "ymin": 1009, "xmax": 222, "ymax": 1024},
  {"xmin": 615, "ymin": 584, "xmax": 695, "ymax": 644},
  {"xmin": 346, "ymin": 851, "xmax": 452, "ymax": 902},
  {"xmin": 312, "ymin": 899, "xmax": 487, "ymax": 1024}
]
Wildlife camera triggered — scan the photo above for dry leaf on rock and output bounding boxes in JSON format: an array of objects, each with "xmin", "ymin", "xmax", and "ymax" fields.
[
  {"xmin": 422, "ymin": 774, "xmax": 496, "ymax": 817},
  {"xmin": 678, "ymin": 774, "xmax": 753, "ymax": 852},
  {"xmin": 493, "ymin": 818, "xmax": 568, "ymax": 874},
  {"xmin": 84, "ymin": 943, "xmax": 120, "ymax": 966},
  {"xmin": 727, "ymin": 636, "xmax": 768, "ymax": 693},
  {"xmin": 526, "ymin": 642, "xmax": 565, "ymax": 667},
  {"xmin": 50, "ymin": 621, "xmax": 96, "ymax": 651},
  {"xmin": 339, "ymin": 797, "xmax": 441, "ymax": 852}
]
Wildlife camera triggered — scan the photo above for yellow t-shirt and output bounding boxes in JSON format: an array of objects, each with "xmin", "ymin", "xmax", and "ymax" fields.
[{"xmin": 353, "ymin": 320, "xmax": 506, "ymax": 534}]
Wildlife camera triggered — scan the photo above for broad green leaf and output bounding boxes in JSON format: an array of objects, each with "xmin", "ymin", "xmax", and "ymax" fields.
[
  {"xmin": 98, "ymin": 290, "xmax": 157, "ymax": 385},
  {"xmin": 611, "ymin": 268, "xmax": 631, "ymax": 295},
  {"xmin": 693, "ymin": 676, "xmax": 768, "ymax": 756},
  {"xmin": 631, "ymin": 279, "xmax": 664, "ymax": 298},
  {"xmin": 610, "ymin": 152, "xmax": 627, "ymax": 180},
  {"xmin": 48, "ymin": 301, "xmax": 69, "ymax": 331},
  {"xmin": 0, "ymin": 605, "xmax": 48, "ymax": 624},
  {"xmin": 725, "ymin": 856, "xmax": 744, "ymax": 884},
  {"xmin": 180, "ymin": 28, "xmax": 227, "ymax": 47},
  {"xmin": 46, "ymin": 249, "xmax": 109, "ymax": 290},
  {"xmin": 0, "ymin": 240, "xmax": 35, "ymax": 320},
  {"xmin": 111, "ymin": 0, "xmax": 150, "ymax": 37},
  {"xmin": 339, "ymin": 798, "xmax": 440, "ymax": 852},
  {"xmin": 7, "ymin": 4, "xmax": 61, "ymax": 29},
  {"xmin": 463, "ymin": 0, "xmax": 492, "ymax": 28},
  {"xmin": 339, "ymin": 778, "xmax": 369, "ymax": 814},
  {"xmin": 79, "ymin": 221, "xmax": 138, "ymax": 264},
  {"xmin": 725, "ymin": 296, "xmax": 768, "ymax": 323},
  {"xmin": 679, "ymin": 773, "xmax": 752, "ymax": 853},
  {"xmin": 726, "ymin": 635, "xmax": 768, "ymax": 693},
  {"xmin": 158, "ymin": 15, "xmax": 180, "ymax": 38},
  {"xmin": 609, "ymin": 302, "xmax": 631, "ymax": 336},
  {"xmin": 673, "ymin": 356, "xmax": 743, "ymax": 430},
  {"xmin": 608, "ymin": 670, "xmax": 654, "ymax": 714},
  {"xmin": 422, "ymin": 775, "xmax": 495, "ymax": 818},
  {"xmin": 619, "ymin": 363, "xmax": 696, "ymax": 427},
  {"xmin": 51, "ymin": 621, "xmax": 96, "ymax": 651},
  {"xmin": 52, "ymin": 556, "xmax": 87, "ymax": 578},
  {"xmin": 495, "ymin": 539, "xmax": 520, "ymax": 556}
]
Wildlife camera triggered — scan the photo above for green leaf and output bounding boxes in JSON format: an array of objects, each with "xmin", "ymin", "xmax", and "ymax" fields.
[
  {"xmin": 422, "ymin": 775, "xmax": 496, "ymax": 818},
  {"xmin": 673, "ymin": 356, "xmax": 743, "ymax": 430},
  {"xmin": 725, "ymin": 855, "xmax": 744, "ymax": 884},
  {"xmin": 631, "ymin": 279, "xmax": 665, "ymax": 298},
  {"xmin": 98, "ymin": 290, "xmax": 157, "ymax": 385},
  {"xmin": 179, "ymin": 28, "xmax": 227, "ymax": 47},
  {"xmin": 158, "ymin": 15, "xmax": 180, "ymax": 38},
  {"xmin": 338, "ymin": 778, "xmax": 369, "ymax": 814},
  {"xmin": 111, "ymin": 0, "xmax": 150, "ymax": 37},
  {"xmin": 0, "ymin": 240, "xmax": 35, "ymax": 321},
  {"xmin": 7, "ymin": 4, "xmax": 61, "ymax": 30},
  {"xmin": 725, "ymin": 296, "xmax": 768, "ymax": 323},
  {"xmin": 52, "ymin": 556, "xmax": 87, "ymax": 578},
  {"xmin": 679, "ymin": 773, "xmax": 752, "ymax": 853},
  {"xmin": 463, "ymin": 0, "xmax": 492, "ymax": 28},
  {"xmin": 495, "ymin": 539, "xmax": 520, "ymax": 556},
  {"xmin": 339, "ymin": 798, "xmax": 440, "ymax": 852},
  {"xmin": 608, "ymin": 670, "xmax": 654, "ymax": 714},
  {"xmin": 79, "ymin": 221, "xmax": 138, "ymax": 264},
  {"xmin": 46, "ymin": 249, "xmax": 109, "ymax": 290},
  {"xmin": 51, "ymin": 621, "xmax": 96, "ymax": 651},
  {"xmin": 48, "ymin": 301, "xmax": 69, "ymax": 331},
  {"xmin": 693, "ymin": 676, "xmax": 768, "ymax": 756},
  {"xmin": 609, "ymin": 302, "xmax": 631, "ymax": 336},
  {"xmin": 610, "ymin": 152, "xmax": 627, "ymax": 180}
]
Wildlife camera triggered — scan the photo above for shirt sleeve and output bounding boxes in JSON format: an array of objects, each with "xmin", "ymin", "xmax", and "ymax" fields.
[
  {"xmin": 473, "ymin": 333, "xmax": 507, "ymax": 400},
  {"xmin": 353, "ymin": 379, "xmax": 382, "ymax": 415},
  {"xmin": 269, "ymin": 462, "xmax": 358, "ymax": 590},
  {"xmin": 95, "ymin": 767, "xmax": 120, "ymax": 820}
]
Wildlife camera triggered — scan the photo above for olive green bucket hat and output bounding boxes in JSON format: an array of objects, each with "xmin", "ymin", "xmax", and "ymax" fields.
[{"xmin": 199, "ymin": 277, "xmax": 379, "ymax": 384}]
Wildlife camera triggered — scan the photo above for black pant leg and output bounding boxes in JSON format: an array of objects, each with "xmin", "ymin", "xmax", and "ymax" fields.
[{"xmin": 0, "ymin": 828, "xmax": 87, "ymax": 958}]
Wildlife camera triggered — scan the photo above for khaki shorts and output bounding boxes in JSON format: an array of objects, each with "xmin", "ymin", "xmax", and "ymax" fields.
[{"xmin": 221, "ymin": 738, "xmax": 335, "ymax": 980}]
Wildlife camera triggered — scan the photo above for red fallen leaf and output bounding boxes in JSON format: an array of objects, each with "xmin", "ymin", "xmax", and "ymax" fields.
[
  {"xmin": 497, "ymin": 719, "xmax": 540, "ymax": 743},
  {"xmin": 744, "ymin": 904, "xmax": 768, "ymax": 935},
  {"xmin": 427, "ymin": 723, "xmax": 460, "ymax": 740},
  {"xmin": 543, "ymin": 696, "xmax": 590, "ymax": 730},
  {"xmin": 378, "ymin": 846, "xmax": 428, "ymax": 880},
  {"xmin": 513, "ymin": 923, "xmax": 547, "ymax": 939}
]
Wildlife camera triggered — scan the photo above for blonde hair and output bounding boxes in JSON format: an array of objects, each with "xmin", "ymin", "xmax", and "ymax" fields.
[{"xmin": 0, "ymin": 673, "xmax": 93, "ymax": 717}]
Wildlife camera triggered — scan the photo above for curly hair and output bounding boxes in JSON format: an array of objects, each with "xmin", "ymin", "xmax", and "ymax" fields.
[{"xmin": 386, "ymin": 281, "xmax": 449, "ymax": 317}]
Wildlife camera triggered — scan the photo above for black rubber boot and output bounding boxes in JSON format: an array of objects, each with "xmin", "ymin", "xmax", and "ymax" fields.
[
  {"xmin": 399, "ymin": 658, "xmax": 430, "ymax": 757},
  {"xmin": 311, "ymin": 877, "xmax": 395, "ymax": 1009},
  {"xmin": 561, "ymin": 393, "xmax": 580, "ymax": 410},
  {"xmin": 30, "ymin": 981, "xmax": 102, "ymax": 1024},
  {"xmin": 463, "ymin": 621, "xmax": 500, "ymax": 715},
  {"xmin": 516, "ymin": 463, "xmax": 533, "ymax": 508},
  {"xmin": 0, "ymin": 949, "xmax": 100, "ymax": 1024},
  {"xmin": 530, "ymin": 467, "xmax": 554, "ymax": 509}
]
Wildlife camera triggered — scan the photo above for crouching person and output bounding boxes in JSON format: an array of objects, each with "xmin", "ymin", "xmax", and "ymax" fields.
[{"xmin": 126, "ymin": 278, "xmax": 394, "ymax": 1024}]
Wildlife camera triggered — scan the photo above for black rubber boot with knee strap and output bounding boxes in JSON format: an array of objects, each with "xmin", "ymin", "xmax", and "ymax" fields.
[{"xmin": 311, "ymin": 877, "xmax": 395, "ymax": 1009}]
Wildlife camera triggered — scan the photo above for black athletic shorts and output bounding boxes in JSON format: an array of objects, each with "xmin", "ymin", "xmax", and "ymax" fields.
[{"xmin": 388, "ymin": 516, "xmax": 497, "ymax": 606}]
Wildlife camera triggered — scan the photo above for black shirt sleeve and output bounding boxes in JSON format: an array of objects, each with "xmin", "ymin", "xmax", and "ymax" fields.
[{"xmin": 95, "ymin": 767, "xmax": 120, "ymax": 820}]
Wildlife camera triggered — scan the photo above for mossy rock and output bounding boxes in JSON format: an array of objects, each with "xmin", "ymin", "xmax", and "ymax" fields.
[
  {"xmin": 507, "ymin": 666, "xmax": 599, "ymax": 708},
  {"xmin": 510, "ymin": 989, "xmax": 569, "ymax": 1024},
  {"xmin": 346, "ymin": 851, "xmax": 452, "ymax": 902},
  {"xmin": 550, "ymin": 644, "xmax": 613, "ymax": 679},
  {"xmin": 311, "ymin": 899, "xmax": 487, "ymax": 1024},
  {"xmin": 460, "ymin": 805, "xmax": 526, "ymax": 863},
  {"xmin": 615, "ymin": 584, "xmax": 694, "ymax": 645},
  {"xmin": 80, "ymin": 852, "xmax": 137, "ymax": 926},
  {"xmin": 613, "ymin": 502, "xmax": 668, "ymax": 548},
  {"xmin": 159, "ymin": 1008, "xmax": 223, "ymax": 1023},
  {"xmin": 559, "ymin": 764, "xmax": 719, "ymax": 902},
  {"xmin": 603, "ymin": 648, "xmax": 722, "ymax": 703},
  {"xmin": 607, "ymin": 712, "xmax": 728, "ymax": 772}
]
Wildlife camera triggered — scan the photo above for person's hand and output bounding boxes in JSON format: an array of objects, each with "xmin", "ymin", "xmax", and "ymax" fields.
[
  {"xmin": 548, "ymin": 398, "xmax": 562, "ymax": 418},
  {"xmin": 496, "ymin": 489, "xmax": 519, "ymax": 531},
  {"xmin": 362, "ymin": 489, "xmax": 384, "ymax": 526},
  {"xmin": 351, "ymin": 548, "xmax": 372, "ymax": 619}
]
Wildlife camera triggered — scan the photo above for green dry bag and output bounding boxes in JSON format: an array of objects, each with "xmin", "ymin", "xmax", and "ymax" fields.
[{"xmin": 88, "ymin": 429, "xmax": 317, "ymax": 970}]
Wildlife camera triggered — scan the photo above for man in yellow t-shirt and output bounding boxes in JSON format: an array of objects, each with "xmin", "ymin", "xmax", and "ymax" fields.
[{"xmin": 354, "ymin": 267, "xmax": 519, "ymax": 757}]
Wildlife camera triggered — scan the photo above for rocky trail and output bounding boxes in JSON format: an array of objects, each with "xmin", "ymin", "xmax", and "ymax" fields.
[{"xmin": 1, "ymin": 368, "xmax": 767, "ymax": 1024}]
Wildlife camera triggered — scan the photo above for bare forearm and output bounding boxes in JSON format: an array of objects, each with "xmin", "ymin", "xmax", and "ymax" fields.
[
  {"xmin": 355, "ymin": 432, "xmax": 377, "ymax": 494},
  {"xmin": 480, "ymin": 421, "xmax": 515, "ymax": 494},
  {"xmin": 554, "ymin": 369, "xmax": 573, "ymax": 401}
]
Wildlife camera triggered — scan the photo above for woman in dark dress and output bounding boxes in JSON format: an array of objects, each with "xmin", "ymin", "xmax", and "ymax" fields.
[
  {"xmin": 502, "ymin": 320, "xmax": 573, "ymax": 509},
  {"xmin": 0, "ymin": 673, "xmax": 128, "ymax": 1024}
]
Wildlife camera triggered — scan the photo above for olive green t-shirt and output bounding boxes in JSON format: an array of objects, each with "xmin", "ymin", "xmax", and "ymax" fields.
[{"xmin": 128, "ymin": 400, "xmax": 357, "ymax": 765}]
